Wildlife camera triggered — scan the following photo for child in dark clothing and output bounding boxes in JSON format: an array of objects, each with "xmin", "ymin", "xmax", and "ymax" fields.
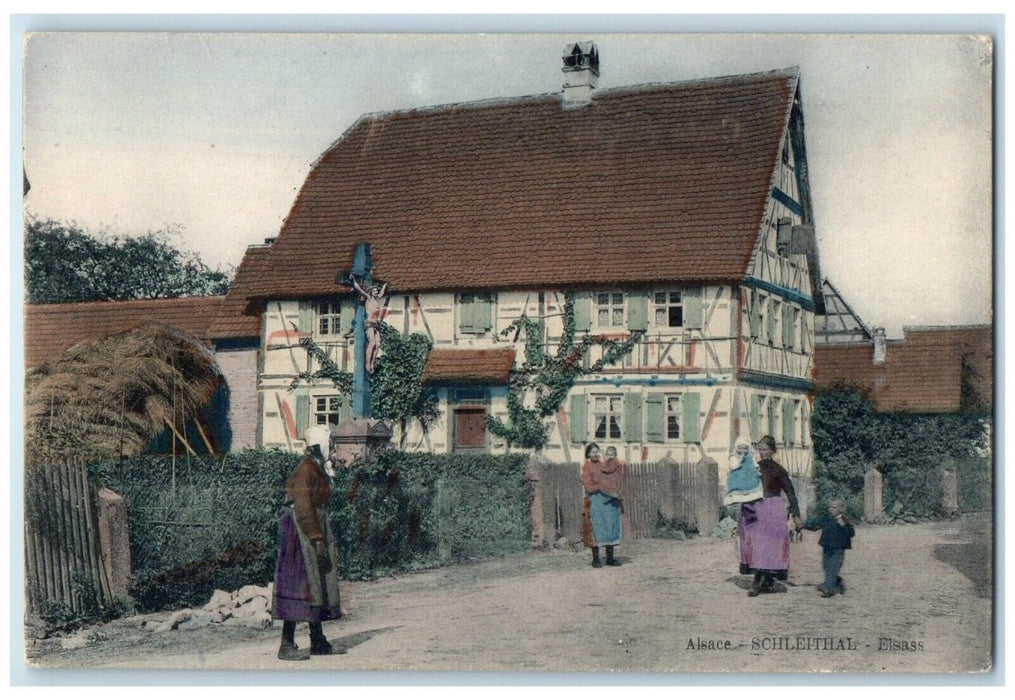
[{"xmin": 799, "ymin": 499, "xmax": 855, "ymax": 598}]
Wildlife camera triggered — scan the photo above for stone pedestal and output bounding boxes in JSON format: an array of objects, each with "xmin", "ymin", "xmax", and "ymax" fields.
[{"xmin": 331, "ymin": 418, "xmax": 393, "ymax": 466}]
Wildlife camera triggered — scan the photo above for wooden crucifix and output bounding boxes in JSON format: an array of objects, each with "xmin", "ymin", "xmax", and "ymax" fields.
[{"xmin": 337, "ymin": 242, "xmax": 388, "ymax": 418}]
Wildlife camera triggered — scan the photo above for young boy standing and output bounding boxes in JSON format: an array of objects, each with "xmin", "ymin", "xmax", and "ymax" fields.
[{"xmin": 799, "ymin": 499, "xmax": 855, "ymax": 598}]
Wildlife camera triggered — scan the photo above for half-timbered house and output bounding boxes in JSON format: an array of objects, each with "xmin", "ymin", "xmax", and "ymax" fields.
[{"xmin": 215, "ymin": 44, "xmax": 825, "ymax": 490}]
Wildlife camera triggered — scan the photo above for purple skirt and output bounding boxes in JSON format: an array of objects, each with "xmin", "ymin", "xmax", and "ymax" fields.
[
  {"xmin": 738, "ymin": 497, "xmax": 791, "ymax": 579},
  {"xmin": 271, "ymin": 508, "xmax": 342, "ymax": 622}
]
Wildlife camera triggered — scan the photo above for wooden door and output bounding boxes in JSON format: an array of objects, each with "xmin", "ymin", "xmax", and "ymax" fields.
[{"xmin": 454, "ymin": 408, "xmax": 488, "ymax": 450}]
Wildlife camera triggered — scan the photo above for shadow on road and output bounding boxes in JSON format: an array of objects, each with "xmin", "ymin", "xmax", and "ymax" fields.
[
  {"xmin": 933, "ymin": 516, "xmax": 992, "ymax": 599},
  {"xmin": 334, "ymin": 626, "xmax": 403, "ymax": 654}
]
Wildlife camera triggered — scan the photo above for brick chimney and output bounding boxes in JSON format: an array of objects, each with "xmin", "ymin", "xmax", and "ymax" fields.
[
  {"xmin": 873, "ymin": 327, "xmax": 887, "ymax": 364},
  {"xmin": 561, "ymin": 41, "xmax": 599, "ymax": 109}
]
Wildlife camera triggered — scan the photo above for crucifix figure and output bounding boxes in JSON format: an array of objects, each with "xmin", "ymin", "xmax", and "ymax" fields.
[
  {"xmin": 350, "ymin": 275, "xmax": 389, "ymax": 375},
  {"xmin": 337, "ymin": 242, "xmax": 390, "ymax": 418}
]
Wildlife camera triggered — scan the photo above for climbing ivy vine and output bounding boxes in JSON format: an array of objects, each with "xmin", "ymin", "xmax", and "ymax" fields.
[
  {"xmin": 288, "ymin": 324, "xmax": 353, "ymax": 394},
  {"xmin": 486, "ymin": 293, "xmax": 643, "ymax": 451},
  {"xmin": 369, "ymin": 322, "xmax": 440, "ymax": 449}
]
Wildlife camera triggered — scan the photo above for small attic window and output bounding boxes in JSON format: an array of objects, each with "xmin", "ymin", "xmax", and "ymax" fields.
[{"xmin": 781, "ymin": 143, "xmax": 790, "ymax": 165}]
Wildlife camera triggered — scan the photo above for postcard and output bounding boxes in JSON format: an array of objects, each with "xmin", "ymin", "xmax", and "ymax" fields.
[{"xmin": 18, "ymin": 29, "xmax": 995, "ymax": 676}]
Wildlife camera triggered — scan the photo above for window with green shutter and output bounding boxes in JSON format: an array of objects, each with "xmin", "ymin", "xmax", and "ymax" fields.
[
  {"xmin": 750, "ymin": 394, "xmax": 763, "ymax": 442},
  {"xmin": 623, "ymin": 394, "xmax": 642, "ymax": 442},
  {"xmin": 782, "ymin": 303, "xmax": 795, "ymax": 349},
  {"xmin": 749, "ymin": 291, "xmax": 762, "ymax": 338},
  {"xmin": 653, "ymin": 290, "xmax": 683, "ymax": 328},
  {"xmin": 572, "ymin": 291, "xmax": 592, "ymax": 332},
  {"xmin": 459, "ymin": 292, "xmax": 492, "ymax": 334},
  {"xmin": 627, "ymin": 292, "xmax": 648, "ymax": 332},
  {"xmin": 594, "ymin": 292, "xmax": 626, "ymax": 329},
  {"xmin": 298, "ymin": 300, "xmax": 314, "ymax": 334},
  {"xmin": 768, "ymin": 299, "xmax": 780, "ymax": 345},
  {"xmin": 340, "ymin": 299, "xmax": 355, "ymax": 337},
  {"xmin": 768, "ymin": 397, "xmax": 781, "ymax": 440},
  {"xmin": 645, "ymin": 393, "xmax": 665, "ymax": 443},
  {"xmin": 683, "ymin": 288, "xmax": 703, "ymax": 330},
  {"xmin": 681, "ymin": 392, "xmax": 700, "ymax": 443},
  {"xmin": 568, "ymin": 393, "xmax": 587, "ymax": 444},
  {"xmin": 665, "ymin": 395, "xmax": 681, "ymax": 440},
  {"xmin": 294, "ymin": 391, "xmax": 310, "ymax": 439},
  {"xmin": 312, "ymin": 395, "xmax": 342, "ymax": 427},
  {"xmin": 784, "ymin": 400, "xmax": 798, "ymax": 446},
  {"xmin": 593, "ymin": 395, "xmax": 623, "ymax": 440}
]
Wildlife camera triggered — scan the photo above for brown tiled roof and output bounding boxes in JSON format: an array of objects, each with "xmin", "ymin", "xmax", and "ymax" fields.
[
  {"xmin": 24, "ymin": 296, "xmax": 225, "ymax": 369},
  {"xmin": 813, "ymin": 325, "xmax": 993, "ymax": 413},
  {"xmin": 237, "ymin": 69, "xmax": 798, "ymax": 300},
  {"xmin": 207, "ymin": 245, "xmax": 272, "ymax": 339},
  {"xmin": 422, "ymin": 348, "xmax": 516, "ymax": 385}
]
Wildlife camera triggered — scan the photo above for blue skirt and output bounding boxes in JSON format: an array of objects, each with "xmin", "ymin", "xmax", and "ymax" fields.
[{"xmin": 588, "ymin": 492, "xmax": 622, "ymax": 546}]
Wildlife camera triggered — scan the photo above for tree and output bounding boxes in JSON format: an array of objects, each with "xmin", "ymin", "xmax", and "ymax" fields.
[
  {"xmin": 370, "ymin": 323, "xmax": 440, "ymax": 449},
  {"xmin": 25, "ymin": 218, "xmax": 231, "ymax": 304}
]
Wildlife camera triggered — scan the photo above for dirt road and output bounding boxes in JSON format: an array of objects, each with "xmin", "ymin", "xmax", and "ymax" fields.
[{"xmin": 26, "ymin": 513, "xmax": 992, "ymax": 673}]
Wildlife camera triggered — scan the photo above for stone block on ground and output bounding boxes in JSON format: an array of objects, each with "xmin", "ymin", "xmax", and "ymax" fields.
[
  {"xmin": 233, "ymin": 596, "xmax": 269, "ymax": 619},
  {"xmin": 204, "ymin": 589, "xmax": 232, "ymax": 611},
  {"xmin": 233, "ymin": 584, "xmax": 269, "ymax": 606}
]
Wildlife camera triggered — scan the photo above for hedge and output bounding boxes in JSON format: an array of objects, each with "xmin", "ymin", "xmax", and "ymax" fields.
[
  {"xmin": 90, "ymin": 449, "xmax": 531, "ymax": 612},
  {"xmin": 811, "ymin": 388, "xmax": 992, "ymax": 519}
]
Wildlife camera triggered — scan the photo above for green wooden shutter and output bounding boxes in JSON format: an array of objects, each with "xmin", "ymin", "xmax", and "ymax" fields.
[
  {"xmin": 645, "ymin": 393, "xmax": 665, "ymax": 443},
  {"xmin": 340, "ymin": 393, "xmax": 352, "ymax": 423},
  {"xmin": 298, "ymin": 300, "xmax": 314, "ymax": 333},
  {"xmin": 749, "ymin": 291, "xmax": 761, "ymax": 337},
  {"xmin": 681, "ymin": 392, "xmax": 701, "ymax": 443},
  {"xmin": 750, "ymin": 395, "xmax": 762, "ymax": 442},
  {"xmin": 782, "ymin": 304, "xmax": 794, "ymax": 348},
  {"xmin": 684, "ymin": 287, "xmax": 703, "ymax": 330},
  {"xmin": 627, "ymin": 292, "xmax": 648, "ymax": 332},
  {"xmin": 568, "ymin": 393, "xmax": 587, "ymax": 444},
  {"xmin": 295, "ymin": 391, "xmax": 310, "ymax": 440},
  {"xmin": 784, "ymin": 401, "xmax": 796, "ymax": 445},
  {"xmin": 572, "ymin": 292, "xmax": 592, "ymax": 333},
  {"xmin": 475, "ymin": 293, "xmax": 492, "ymax": 333},
  {"xmin": 340, "ymin": 299, "xmax": 355, "ymax": 336},
  {"xmin": 459, "ymin": 294, "xmax": 475, "ymax": 334},
  {"xmin": 766, "ymin": 301, "xmax": 777, "ymax": 344},
  {"xmin": 623, "ymin": 393, "xmax": 643, "ymax": 442}
]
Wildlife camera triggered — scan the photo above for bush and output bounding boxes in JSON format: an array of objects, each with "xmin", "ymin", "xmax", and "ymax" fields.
[
  {"xmin": 90, "ymin": 449, "xmax": 532, "ymax": 610},
  {"xmin": 811, "ymin": 388, "xmax": 992, "ymax": 519},
  {"xmin": 331, "ymin": 451, "xmax": 531, "ymax": 579},
  {"xmin": 91, "ymin": 450, "xmax": 296, "ymax": 611}
]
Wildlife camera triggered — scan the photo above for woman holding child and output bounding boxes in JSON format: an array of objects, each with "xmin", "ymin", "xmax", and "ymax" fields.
[
  {"xmin": 727, "ymin": 435, "xmax": 801, "ymax": 596},
  {"xmin": 580, "ymin": 443, "xmax": 626, "ymax": 568}
]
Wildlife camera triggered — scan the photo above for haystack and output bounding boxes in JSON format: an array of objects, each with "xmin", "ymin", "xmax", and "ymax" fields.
[{"xmin": 25, "ymin": 323, "xmax": 222, "ymax": 465}]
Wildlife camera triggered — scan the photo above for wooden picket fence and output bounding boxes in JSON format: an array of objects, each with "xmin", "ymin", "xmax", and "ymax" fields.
[
  {"xmin": 24, "ymin": 460, "xmax": 113, "ymax": 619},
  {"xmin": 533, "ymin": 459, "xmax": 720, "ymax": 544}
]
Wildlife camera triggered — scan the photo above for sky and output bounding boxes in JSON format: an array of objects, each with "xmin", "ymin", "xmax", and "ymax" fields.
[{"xmin": 19, "ymin": 29, "xmax": 994, "ymax": 338}]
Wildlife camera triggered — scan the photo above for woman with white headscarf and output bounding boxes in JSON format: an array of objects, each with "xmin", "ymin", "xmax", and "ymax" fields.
[{"xmin": 270, "ymin": 425, "xmax": 343, "ymax": 660}]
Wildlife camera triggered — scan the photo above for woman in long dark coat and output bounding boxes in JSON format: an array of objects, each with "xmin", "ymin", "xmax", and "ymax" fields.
[
  {"xmin": 271, "ymin": 425, "xmax": 343, "ymax": 660},
  {"xmin": 738, "ymin": 435, "xmax": 801, "ymax": 596}
]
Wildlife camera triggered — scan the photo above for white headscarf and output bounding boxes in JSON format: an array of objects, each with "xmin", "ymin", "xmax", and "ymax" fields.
[{"xmin": 305, "ymin": 425, "xmax": 334, "ymax": 477}]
